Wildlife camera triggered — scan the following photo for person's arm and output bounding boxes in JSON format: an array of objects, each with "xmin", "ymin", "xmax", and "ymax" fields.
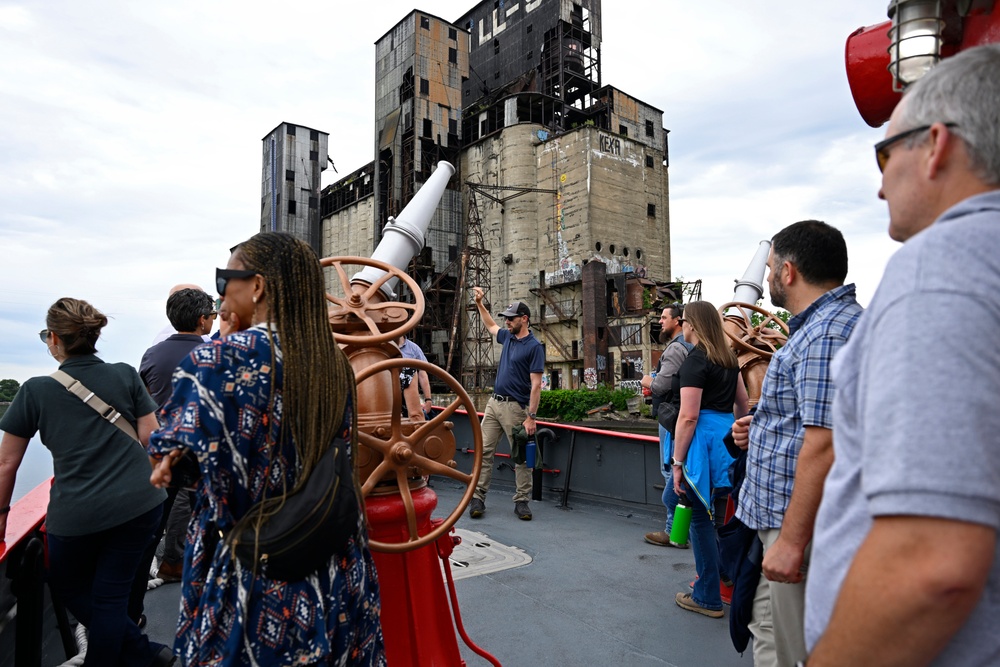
[
  {"xmin": 734, "ymin": 373, "xmax": 749, "ymax": 418},
  {"xmin": 473, "ymin": 286, "xmax": 500, "ymax": 338},
  {"xmin": 648, "ymin": 344, "xmax": 686, "ymax": 396},
  {"xmin": 731, "ymin": 414, "xmax": 752, "ymax": 450},
  {"xmin": 137, "ymin": 412, "xmax": 159, "ymax": 448},
  {"xmin": 418, "ymin": 369, "xmax": 432, "ymax": 407},
  {"xmin": 807, "ymin": 516, "xmax": 995, "ymax": 666},
  {"xmin": 403, "ymin": 379, "xmax": 425, "ymax": 422},
  {"xmin": 671, "ymin": 385, "xmax": 703, "ymax": 495},
  {"xmin": 150, "ymin": 448, "xmax": 186, "ymax": 488},
  {"xmin": 0, "ymin": 433, "xmax": 30, "ymax": 542},
  {"xmin": 523, "ymin": 371, "xmax": 542, "ymax": 436},
  {"xmin": 762, "ymin": 425, "xmax": 832, "ymax": 583}
]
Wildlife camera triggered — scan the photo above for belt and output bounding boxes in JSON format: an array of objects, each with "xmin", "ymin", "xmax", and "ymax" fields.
[{"xmin": 492, "ymin": 394, "xmax": 517, "ymax": 403}]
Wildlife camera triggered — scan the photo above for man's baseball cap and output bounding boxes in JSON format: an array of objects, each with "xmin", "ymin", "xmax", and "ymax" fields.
[{"xmin": 498, "ymin": 301, "xmax": 530, "ymax": 318}]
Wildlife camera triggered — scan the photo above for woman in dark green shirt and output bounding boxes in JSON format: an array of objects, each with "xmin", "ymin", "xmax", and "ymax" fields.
[{"xmin": 0, "ymin": 297, "xmax": 174, "ymax": 667}]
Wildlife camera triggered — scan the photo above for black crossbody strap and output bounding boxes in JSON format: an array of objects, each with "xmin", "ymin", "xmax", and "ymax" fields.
[{"xmin": 50, "ymin": 370, "xmax": 140, "ymax": 443}]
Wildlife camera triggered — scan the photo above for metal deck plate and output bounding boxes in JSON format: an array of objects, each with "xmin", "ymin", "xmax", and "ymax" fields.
[{"xmin": 446, "ymin": 528, "xmax": 532, "ymax": 580}]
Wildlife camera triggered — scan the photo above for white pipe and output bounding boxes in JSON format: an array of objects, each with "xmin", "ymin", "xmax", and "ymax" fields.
[
  {"xmin": 733, "ymin": 240, "xmax": 771, "ymax": 305},
  {"xmin": 352, "ymin": 161, "xmax": 456, "ymax": 298}
]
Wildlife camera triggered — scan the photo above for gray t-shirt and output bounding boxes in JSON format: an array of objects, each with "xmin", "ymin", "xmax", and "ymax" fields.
[
  {"xmin": 0, "ymin": 355, "xmax": 165, "ymax": 536},
  {"xmin": 805, "ymin": 191, "xmax": 1000, "ymax": 664}
]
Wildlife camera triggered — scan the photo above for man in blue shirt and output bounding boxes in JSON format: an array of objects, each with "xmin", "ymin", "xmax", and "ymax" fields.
[
  {"xmin": 732, "ymin": 221, "xmax": 862, "ymax": 666},
  {"xmin": 806, "ymin": 45, "xmax": 1000, "ymax": 666},
  {"xmin": 469, "ymin": 286, "xmax": 545, "ymax": 521}
]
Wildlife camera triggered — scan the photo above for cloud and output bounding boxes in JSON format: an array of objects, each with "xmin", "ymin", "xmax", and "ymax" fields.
[{"xmin": 0, "ymin": 0, "xmax": 900, "ymax": 387}]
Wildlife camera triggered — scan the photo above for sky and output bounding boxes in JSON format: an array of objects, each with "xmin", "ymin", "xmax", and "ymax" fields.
[{"xmin": 0, "ymin": 1, "xmax": 898, "ymax": 387}]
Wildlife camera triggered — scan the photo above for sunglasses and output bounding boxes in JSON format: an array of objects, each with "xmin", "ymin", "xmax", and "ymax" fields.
[
  {"xmin": 39, "ymin": 329, "xmax": 49, "ymax": 343},
  {"xmin": 874, "ymin": 123, "xmax": 957, "ymax": 173},
  {"xmin": 216, "ymin": 268, "xmax": 258, "ymax": 296},
  {"xmin": 677, "ymin": 318, "xmax": 687, "ymax": 324},
  {"xmin": 504, "ymin": 315, "xmax": 523, "ymax": 322}
]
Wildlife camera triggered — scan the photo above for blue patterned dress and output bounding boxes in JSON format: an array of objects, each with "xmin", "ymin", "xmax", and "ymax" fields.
[{"xmin": 148, "ymin": 326, "xmax": 386, "ymax": 666}]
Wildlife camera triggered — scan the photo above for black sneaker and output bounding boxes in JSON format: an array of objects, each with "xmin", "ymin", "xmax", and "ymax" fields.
[
  {"xmin": 515, "ymin": 501, "xmax": 532, "ymax": 521},
  {"xmin": 469, "ymin": 497, "xmax": 485, "ymax": 518}
]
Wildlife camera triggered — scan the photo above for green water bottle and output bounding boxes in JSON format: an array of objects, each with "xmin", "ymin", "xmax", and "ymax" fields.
[{"xmin": 670, "ymin": 494, "xmax": 692, "ymax": 547}]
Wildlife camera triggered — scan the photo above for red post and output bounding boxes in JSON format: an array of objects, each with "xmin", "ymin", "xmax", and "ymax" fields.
[{"xmin": 366, "ymin": 488, "xmax": 466, "ymax": 667}]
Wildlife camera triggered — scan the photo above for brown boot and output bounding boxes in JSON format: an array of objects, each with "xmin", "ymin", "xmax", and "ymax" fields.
[
  {"xmin": 157, "ymin": 560, "xmax": 184, "ymax": 583},
  {"xmin": 644, "ymin": 530, "xmax": 689, "ymax": 548}
]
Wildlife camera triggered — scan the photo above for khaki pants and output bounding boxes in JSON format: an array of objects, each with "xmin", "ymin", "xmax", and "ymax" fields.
[
  {"xmin": 475, "ymin": 398, "xmax": 533, "ymax": 503},
  {"xmin": 749, "ymin": 527, "xmax": 810, "ymax": 667}
]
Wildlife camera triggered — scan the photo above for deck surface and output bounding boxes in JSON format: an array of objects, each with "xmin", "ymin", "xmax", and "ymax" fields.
[{"xmin": 133, "ymin": 477, "xmax": 751, "ymax": 667}]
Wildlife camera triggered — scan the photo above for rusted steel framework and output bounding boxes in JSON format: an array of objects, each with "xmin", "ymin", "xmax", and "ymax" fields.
[{"xmin": 455, "ymin": 191, "xmax": 494, "ymax": 392}]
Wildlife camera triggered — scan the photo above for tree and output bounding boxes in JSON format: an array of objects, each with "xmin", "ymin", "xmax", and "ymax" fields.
[
  {"xmin": 750, "ymin": 308, "xmax": 791, "ymax": 329},
  {"xmin": 0, "ymin": 379, "xmax": 20, "ymax": 402}
]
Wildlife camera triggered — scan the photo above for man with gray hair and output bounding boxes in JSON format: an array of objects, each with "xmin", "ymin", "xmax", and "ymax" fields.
[{"xmin": 805, "ymin": 44, "xmax": 1000, "ymax": 665}]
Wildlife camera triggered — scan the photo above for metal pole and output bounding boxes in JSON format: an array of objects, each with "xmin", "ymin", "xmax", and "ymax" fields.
[
  {"xmin": 558, "ymin": 431, "xmax": 577, "ymax": 509},
  {"xmin": 532, "ymin": 428, "xmax": 555, "ymax": 502},
  {"xmin": 14, "ymin": 536, "xmax": 45, "ymax": 667}
]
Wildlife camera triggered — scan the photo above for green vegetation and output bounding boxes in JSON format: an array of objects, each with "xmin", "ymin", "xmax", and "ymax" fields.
[
  {"xmin": 0, "ymin": 379, "xmax": 20, "ymax": 402},
  {"xmin": 538, "ymin": 385, "xmax": 638, "ymax": 422},
  {"xmin": 750, "ymin": 308, "xmax": 791, "ymax": 328}
]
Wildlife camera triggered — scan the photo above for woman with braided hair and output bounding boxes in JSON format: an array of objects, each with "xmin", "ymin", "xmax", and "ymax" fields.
[{"xmin": 149, "ymin": 232, "xmax": 385, "ymax": 666}]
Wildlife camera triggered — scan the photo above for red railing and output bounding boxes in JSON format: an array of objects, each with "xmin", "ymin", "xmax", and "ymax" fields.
[
  {"xmin": 0, "ymin": 478, "xmax": 50, "ymax": 564},
  {"xmin": 0, "ymin": 478, "xmax": 60, "ymax": 667},
  {"xmin": 449, "ymin": 407, "xmax": 659, "ymax": 443}
]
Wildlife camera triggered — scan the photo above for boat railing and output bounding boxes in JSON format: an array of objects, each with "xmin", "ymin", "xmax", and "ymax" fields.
[
  {"xmin": 0, "ymin": 478, "xmax": 76, "ymax": 667},
  {"xmin": 439, "ymin": 407, "xmax": 663, "ymax": 509},
  {"xmin": 0, "ymin": 411, "xmax": 662, "ymax": 665}
]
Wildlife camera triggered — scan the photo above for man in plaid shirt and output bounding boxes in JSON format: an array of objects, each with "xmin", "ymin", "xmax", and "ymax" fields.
[{"xmin": 732, "ymin": 221, "xmax": 863, "ymax": 667}]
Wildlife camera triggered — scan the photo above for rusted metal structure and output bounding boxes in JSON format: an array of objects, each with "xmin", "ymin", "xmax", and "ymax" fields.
[
  {"xmin": 453, "ymin": 190, "xmax": 493, "ymax": 393},
  {"xmin": 322, "ymin": 161, "xmax": 501, "ymax": 665},
  {"xmin": 318, "ymin": 0, "xmax": 675, "ymax": 395}
]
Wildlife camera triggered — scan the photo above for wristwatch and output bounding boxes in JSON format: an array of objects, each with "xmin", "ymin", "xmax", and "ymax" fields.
[{"xmin": 527, "ymin": 412, "xmax": 537, "ymax": 419}]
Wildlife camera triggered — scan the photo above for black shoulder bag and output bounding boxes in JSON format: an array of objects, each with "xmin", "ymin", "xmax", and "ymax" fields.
[
  {"xmin": 657, "ymin": 400, "xmax": 680, "ymax": 436},
  {"xmin": 226, "ymin": 435, "xmax": 360, "ymax": 581}
]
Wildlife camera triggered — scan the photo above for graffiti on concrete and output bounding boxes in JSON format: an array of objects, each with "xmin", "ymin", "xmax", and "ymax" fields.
[
  {"xmin": 584, "ymin": 367, "xmax": 598, "ymax": 390},
  {"xmin": 598, "ymin": 133, "xmax": 622, "ymax": 156},
  {"xmin": 619, "ymin": 379, "xmax": 642, "ymax": 393}
]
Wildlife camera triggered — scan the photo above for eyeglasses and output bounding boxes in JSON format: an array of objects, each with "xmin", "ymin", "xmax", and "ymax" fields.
[
  {"xmin": 215, "ymin": 268, "xmax": 258, "ymax": 296},
  {"xmin": 504, "ymin": 315, "xmax": 519, "ymax": 322},
  {"xmin": 38, "ymin": 329, "xmax": 49, "ymax": 343},
  {"xmin": 677, "ymin": 319, "xmax": 686, "ymax": 324},
  {"xmin": 874, "ymin": 123, "xmax": 957, "ymax": 173}
]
